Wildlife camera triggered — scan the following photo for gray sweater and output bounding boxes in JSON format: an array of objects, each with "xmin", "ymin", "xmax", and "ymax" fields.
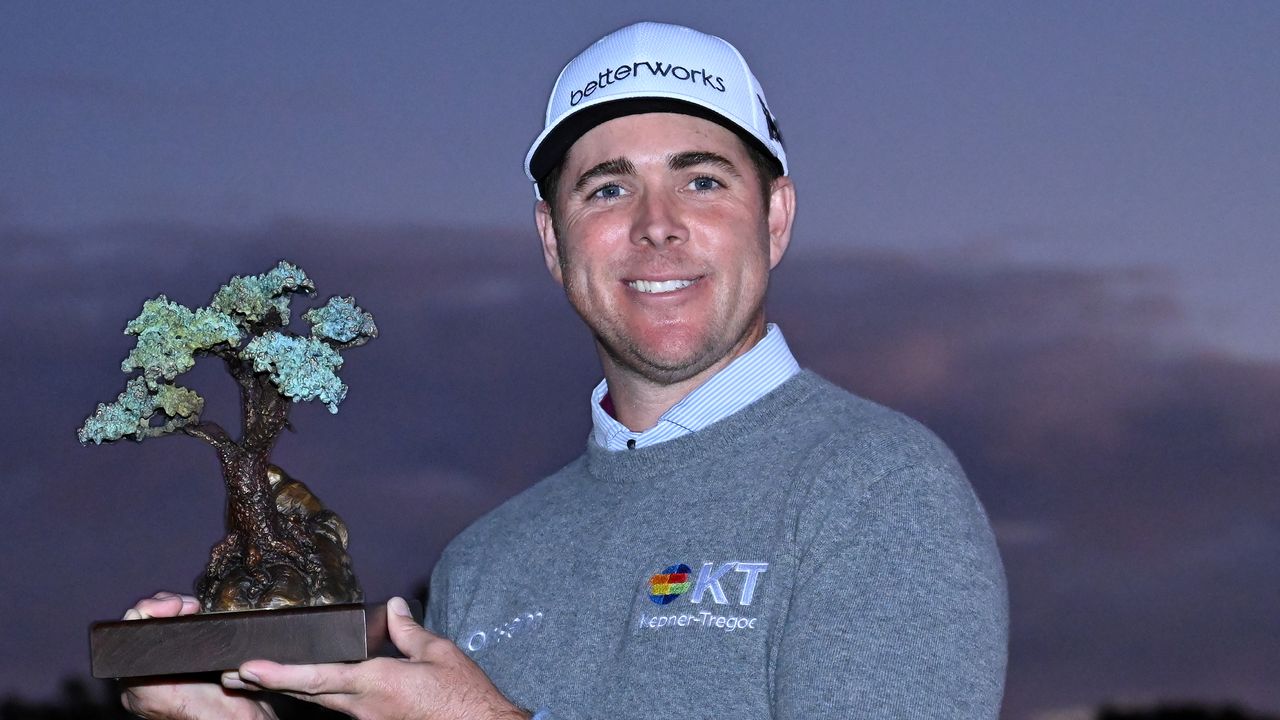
[{"xmin": 427, "ymin": 371, "xmax": 1008, "ymax": 718}]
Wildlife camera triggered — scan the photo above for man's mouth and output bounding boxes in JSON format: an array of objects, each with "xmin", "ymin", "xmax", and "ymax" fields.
[{"xmin": 627, "ymin": 278, "xmax": 697, "ymax": 294}]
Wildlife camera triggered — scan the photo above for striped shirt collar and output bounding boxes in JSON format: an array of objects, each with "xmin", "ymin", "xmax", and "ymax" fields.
[{"xmin": 590, "ymin": 323, "xmax": 800, "ymax": 451}]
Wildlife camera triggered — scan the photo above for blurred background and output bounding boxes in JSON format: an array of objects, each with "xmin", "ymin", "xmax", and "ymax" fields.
[{"xmin": 2, "ymin": 3, "xmax": 1276, "ymax": 719}]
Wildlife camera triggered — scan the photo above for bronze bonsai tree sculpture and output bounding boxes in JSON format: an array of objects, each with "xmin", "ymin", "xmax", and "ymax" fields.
[{"xmin": 79, "ymin": 261, "xmax": 376, "ymax": 612}]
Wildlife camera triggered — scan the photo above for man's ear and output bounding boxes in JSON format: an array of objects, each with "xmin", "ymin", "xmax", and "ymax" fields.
[
  {"xmin": 766, "ymin": 176, "xmax": 796, "ymax": 269},
  {"xmin": 535, "ymin": 200, "xmax": 564, "ymax": 286}
]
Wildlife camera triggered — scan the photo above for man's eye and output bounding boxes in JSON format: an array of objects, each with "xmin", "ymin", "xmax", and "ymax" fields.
[
  {"xmin": 690, "ymin": 176, "xmax": 722, "ymax": 191},
  {"xmin": 591, "ymin": 184, "xmax": 626, "ymax": 200}
]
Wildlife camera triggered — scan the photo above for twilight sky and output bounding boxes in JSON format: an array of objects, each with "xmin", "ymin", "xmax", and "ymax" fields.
[{"xmin": 2, "ymin": 3, "xmax": 1277, "ymax": 719}]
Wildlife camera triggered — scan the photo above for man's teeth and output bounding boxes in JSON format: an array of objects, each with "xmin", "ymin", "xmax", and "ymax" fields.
[
  {"xmin": 629, "ymin": 279, "xmax": 694, "ymax": 294},
  {"xmin": 629, "ymin": 279, "xmax": 695, "ymax": 294}
]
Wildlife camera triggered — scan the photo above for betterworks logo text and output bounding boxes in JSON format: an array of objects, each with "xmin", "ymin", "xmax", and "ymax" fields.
[{"xmin": 569, "ymin": 60, "xmax": 728, "ymax": 106}]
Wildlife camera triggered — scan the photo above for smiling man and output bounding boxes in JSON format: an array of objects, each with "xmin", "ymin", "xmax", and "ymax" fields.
[{"xmin": 122, "ymin": 22, "xmax": 1008, "ymax": 720}]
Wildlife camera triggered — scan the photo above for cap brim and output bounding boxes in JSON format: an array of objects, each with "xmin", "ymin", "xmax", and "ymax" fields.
[{"xmin": 527, "ymin": 96, "xmax": 781, "ymax": 185}]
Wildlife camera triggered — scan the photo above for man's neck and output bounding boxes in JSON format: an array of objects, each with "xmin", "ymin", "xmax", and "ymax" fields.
[{"xmin": 602, "ymin": 371, "xmax": 708, "ymax": 432}]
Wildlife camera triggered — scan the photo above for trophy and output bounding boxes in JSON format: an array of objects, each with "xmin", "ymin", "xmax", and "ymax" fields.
[{"xmin": 80, "ymin": 261, "xmax": 377, "ymax": 678}]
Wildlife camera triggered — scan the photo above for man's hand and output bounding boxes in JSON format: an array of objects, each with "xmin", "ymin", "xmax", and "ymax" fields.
[
  {"xmin": 222, "ymin": 596, "xmax": 530, "ymax": 720},
  {"xmin": 119, "ymin": 592, "xmax": 276, "ymax": 720}
]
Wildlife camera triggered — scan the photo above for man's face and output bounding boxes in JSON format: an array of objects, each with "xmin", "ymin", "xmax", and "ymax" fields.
[{"xmin": 535, "ymin": 112, "xmax": 795, "ymax": 388}]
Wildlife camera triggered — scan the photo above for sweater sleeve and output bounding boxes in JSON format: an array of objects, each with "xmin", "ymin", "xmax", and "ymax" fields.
[
  {"xmin": 773, "ymin": 456, "xmax": 1009, "ymax": 718},
  {"xmin": 425, "ymin": 547, "xmax": 452, "ymax": 637}
]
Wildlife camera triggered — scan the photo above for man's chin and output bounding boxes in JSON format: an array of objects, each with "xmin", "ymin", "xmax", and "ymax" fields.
[
  {"xmin": 602, "ymin": 341, "xmax": 726, "ymax": 387},
  {"xmin": 596, "ymin": 320, "xmax": 766, "ymax": 387}
]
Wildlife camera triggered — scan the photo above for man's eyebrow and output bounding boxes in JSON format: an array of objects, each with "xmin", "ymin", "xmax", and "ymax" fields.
[
  {"xmin": 667, "ymin": 151, "xmax": 743, "ymax": 178},
  {"xmin": 572, "ymin": 157, "xmax": 636, "ymax": 195}
]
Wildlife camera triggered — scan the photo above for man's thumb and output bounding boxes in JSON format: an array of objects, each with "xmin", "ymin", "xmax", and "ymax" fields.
[{"xmin": 386, "ymin": 596, "xmax": 431, "ymax": 657}]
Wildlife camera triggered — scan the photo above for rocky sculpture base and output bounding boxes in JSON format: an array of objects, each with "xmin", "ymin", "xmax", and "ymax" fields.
[{"xmin": 199, "ymin": 465, "xmax": 363, "ymax": 612}]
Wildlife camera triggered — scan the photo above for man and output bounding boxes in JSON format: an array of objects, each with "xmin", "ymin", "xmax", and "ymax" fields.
[{"xmin": 122, "ymin": 21, "xmax": 1007, "ymax": 719}]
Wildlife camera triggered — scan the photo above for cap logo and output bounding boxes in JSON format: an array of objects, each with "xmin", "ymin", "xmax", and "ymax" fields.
[{"xmin": 569, "ymin": 61, "xmax": 727, "ymax": 107}]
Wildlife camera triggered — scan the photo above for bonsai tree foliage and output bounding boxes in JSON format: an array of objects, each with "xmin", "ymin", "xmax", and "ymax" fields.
[{"xmin": 79, "ymin": 261, "xmax": 377, "ymax": 612}]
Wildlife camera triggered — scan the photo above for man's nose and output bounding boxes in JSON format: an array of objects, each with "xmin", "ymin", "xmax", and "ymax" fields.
[{"xmin": 632, "ymin": 190, "xmax": 687, "ymax": 247}]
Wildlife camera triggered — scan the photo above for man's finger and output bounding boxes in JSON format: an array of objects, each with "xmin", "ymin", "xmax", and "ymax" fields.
[
  {"xmin": 234, "ymin": 659, "xmax": 356, "ymax": 697},
  {"xmin": 220, "ymin": 670, "xmax": 353, "ymax": 716},
  {"xmin": 386, "ymin": 596, "xmax": 439, "ymax": 661},
  {"xmin": 220, "ymin": 670, "xmax": 255, "ymax": 691},
  {"xmin": 226, "ymin": 660, "xmax": 365, "ymax": 716},
  {"xmin": 125, "ymin": 592, "xmax": 200, "ymax": 620}
]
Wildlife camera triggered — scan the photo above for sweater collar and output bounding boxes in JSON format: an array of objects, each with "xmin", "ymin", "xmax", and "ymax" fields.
[{"xmin": 584, "ymin": 370, "xmax": 823, "ymax": 484}]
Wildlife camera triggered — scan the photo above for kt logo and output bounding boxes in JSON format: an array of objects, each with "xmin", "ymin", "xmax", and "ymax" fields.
[{"xmin": 648, "ymin": 561, "xmax": 767, "ymax": 606}]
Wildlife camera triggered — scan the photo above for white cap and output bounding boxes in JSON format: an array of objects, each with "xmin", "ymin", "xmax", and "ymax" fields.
[{"xmin": 525, "ymin": 22, "xmax": 787, "ymax": 197}]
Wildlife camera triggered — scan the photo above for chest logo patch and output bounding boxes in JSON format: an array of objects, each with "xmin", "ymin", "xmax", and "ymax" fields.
[{"xmin": 638, "ymin": 560, "xmax": 770, "ymax": 634}]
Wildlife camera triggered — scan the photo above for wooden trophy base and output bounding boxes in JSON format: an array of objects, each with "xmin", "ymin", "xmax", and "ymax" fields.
[{"xmin": 90, "ymin": 603, "xmax": 368, "ymax": 679}]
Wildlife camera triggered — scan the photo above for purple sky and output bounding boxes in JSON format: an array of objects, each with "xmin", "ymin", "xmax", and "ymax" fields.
[{"xmin": 2, "ymin": 4, "xmax": 1278, "ymax": 719}]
